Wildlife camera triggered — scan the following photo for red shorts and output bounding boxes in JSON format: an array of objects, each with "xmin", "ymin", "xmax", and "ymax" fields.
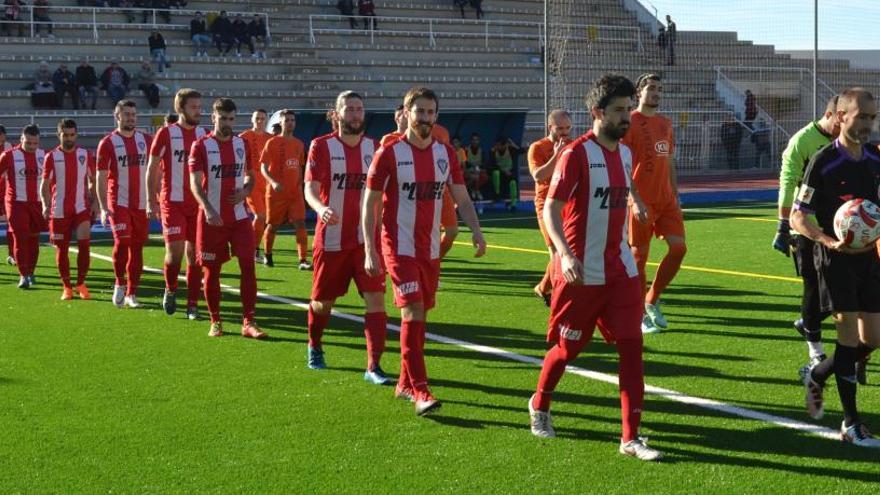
[
  {"xmin": 266, "ymin": 195, "xmax": 305, "ymax": 226},
  {"xmin": 49, "ymin": 210, "xmax": 92, "ymax": 246},
  {"xmin": 6, "ymin": 201, "xmax": 46, "ymax": 238},
  {"xmin": 311, "ymin": 247, "xmax": 386, "ymax": 301},
  {"xmin": 629, "ymin": 199, "xmax": 685, "ymax": 247},
  {"xmin": 196, "ymin": 216, "xmax": 255, "ymax": 267},
  {"xmin": 440, "ymin": 188, "xmax": 457, "ymax": 229},
  {"xmin": 109, "ymin": 206, "xmax": 148, "ymax": 244},
  {"xmin": 161, "ymin": 204, "xmax": 198, "ymax": 243},
  {"xmin": 547, "ymin": 275, "xmax": 642, "ymax": 345},
  {"xmin": 385, "ymin": 256, "xmax": 441, "ymax": 310}
]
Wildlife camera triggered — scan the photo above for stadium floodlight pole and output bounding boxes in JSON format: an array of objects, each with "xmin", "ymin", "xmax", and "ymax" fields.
[
  {"xmin": 812, "ymin": 0, "xmax": 817, "ymax": 117},
  {"xmin": 543, "ymin": 0, "xmax": 548, "ymax": 118}
]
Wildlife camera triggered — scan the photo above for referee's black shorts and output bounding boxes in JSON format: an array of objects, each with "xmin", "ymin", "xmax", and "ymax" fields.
[{"xmin": 814, "ymin": 245, "xmax": 880, "ymax": 313}]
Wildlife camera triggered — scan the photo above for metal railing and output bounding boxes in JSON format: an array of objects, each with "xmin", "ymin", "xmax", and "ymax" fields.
[
  {"xmin": 0, "ymin": 5, "xmax": 270, "ymax": 40},
  {"xmin": 308, "ymin": 14, "xmax": 644, "ymax": 52}
]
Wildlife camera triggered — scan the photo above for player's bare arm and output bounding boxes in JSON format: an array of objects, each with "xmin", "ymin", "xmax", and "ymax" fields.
[
  {"xmin": 226, "ymin": 169, "xmax": 253, "ymax": 205},
  {"xmin": 628, "ymin": 180, "xmax": 648, "ymax": 224},
  {"xmin": 39, "ymin": 171, "xmax": 51, "ymax": 220},
  {"xmin": 189, "ymin": 170, "xmax": 222, "ymax": 226},
  {"xmin": 261, "ymin": 161, "xmax": 282, "ymax": 193},
  {"xmin": 361, "ymin": 187, "xmax": 383, "ymax": 276},
  {"xmin": 449, "ymin": 183, "xmax": 486, "ymax": 257},
  {"xmin": 145, "ymin": 154, "xmax": 162, "ymax": 219},
  {"xmin": 531, "ymin": 141, "xmax": 568, "ymax": 183},
  {"xmin": 544, "ymin": 197, "xmax": 582, "ymax": 285},
  {"xmin": 790, "ymin": 209, "xmax": 874, "ymax": 254},
  {"xmin": 96, "ymin": 169, "xmax": 111, "ymax": 226},
  {"xmin": 305, "ymin": 180, "xmax": 339, "ymax": 225}
]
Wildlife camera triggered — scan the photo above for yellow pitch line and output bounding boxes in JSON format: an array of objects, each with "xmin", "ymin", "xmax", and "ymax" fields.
[
  {"xmin": 733, "ymin": 217, "xmax": 777, "ymax": 223},
  {"xmin": 454, "ymin": 241, "xmax": 801, "ymax": 283}
]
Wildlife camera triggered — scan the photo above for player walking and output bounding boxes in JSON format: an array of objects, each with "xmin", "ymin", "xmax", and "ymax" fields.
[
  {"xmin": 0, "ymin": 125, "xmax": 15, "ymax": 267},
  {"xmin": 362, "ymin": 86, "xmax": 486, "ymax": 415},
  {"xmin": 527, "ymin": 74, "xmax": 662, "ymax": 461},
  {"xmin": 40, "ymin": 119, "xmax": 95, "ymax": 300},
  {"xmin": 239, "ymin": 109, "xmax": 271, "ymax": 262}
]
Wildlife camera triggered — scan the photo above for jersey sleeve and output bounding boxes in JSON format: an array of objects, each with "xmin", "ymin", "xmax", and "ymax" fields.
[
  {"xmin": 793, "ymin": 154, "xmax": 822, "ymax": 214},
  {"xmin": 527, "ymin": 141, "xmax": 543, "ymax": 173},
  {"xmin": 96, "ymin": 138, "xmax": 113, "ymax": 172},
  {"xmin": 42, "ymin": 152, "xmax": 54, "ymax": 181},
  {"xmin": 446, "ymin": 144, "xmax": 464, "ymax": 185},
  {"xmin": 547, "ymin": 145, "xmax": 583, "ymax": 202},
  {"xmin": 149, "ymin": 126, "xmax": 169, "ymax": 159},
  {"xmin": 258, "ymin": 138, "xmax": 274, "ymax": 171},
  {"xmin": 187, "ymin": 140, "xmax": 207, "ymax": 175},
  {"xmin": 366, "ymin": 145, "xmax": 394, "ymax": 191},
  {"xmin": 304, "ymin": 139, "xmax": 327, "ymax": 183}
]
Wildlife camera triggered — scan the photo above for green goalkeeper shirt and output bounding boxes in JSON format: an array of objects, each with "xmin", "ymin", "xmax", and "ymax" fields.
[{"xmin": 778, "ymin": 121, "xmax": 833, "ymax": 210}]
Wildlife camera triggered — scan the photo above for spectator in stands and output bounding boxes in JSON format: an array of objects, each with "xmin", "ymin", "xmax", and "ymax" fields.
[
  {"xmin": 751, "ymin": 118, "xmax": 771, "ymax": 168},
  {"xmin": 337, "ymin": 0, "xmax": 357, "ymax": 29},
  {"xmin": 2, "ymin": 0, "xmax": 25, "ymax": 37},
  {"xmin": 148, "ymin": 30, "xmax": 170, "ymax": 72},
  {"xmin": 211, "ymin": 10, "xmax": 235, "ymax": 56},
  {"xmin": 465, "ymin": 132, "xmax": 488, "ymax": 201},
  {"xmin": 656, "ymin": 25, "xmax": 667, "ymax": 53},
  {"xmin": 151, "ymin": 0, "xmax": 171, "ymax": 23},
  {"xmin": 453, "ymin": 0, "xmax": 468, "ymax": 18},
  {"xmin": 168, "ymin": 0, "xmax": 186, "ymax": 8},
  {"xmin": 100, "ymin": 60, "xmax": 130, "ymax": 105},
  {"xmin": 720, "ymin": 113, "xmax": 743, "ymax": 170},
  {"xmin": 118, "ymin": 0, "xmax": 136, "ymax": 23},
  {"xmin": 491, "ymin": 136, "xmax": 521, "ymax": 211},
  {"xmin": 469, "ymin": 0, "xmax": 484, "ymax": 19},
  {"xmin": 133, "ymin": 61, "xmax": 160, "ymax": 108},
  {"xmin": 76, "ymin": 59, "xmax": 98, "ymax": 110},
  {"xmin": 53, "ymin": 63, "xmax": 80, "ymax": 109},
  {"xmin": 744, "ymin": 89, "xmax": 757, "ymax": 128},
  {"xmin": 32, "ymin": 61, "xmax": 58, "ymax": 108},
  {"xmin": 33, "ymin": 0, "xmax": 54, "ymax": 37},
  {"xmin": 665, "ymin": 14, "xmax": 676, "ymax": 65},
  {"xmin": 232, "ymin": 14, "xmax": 254, "ymax": 58},
  {"xmin": 248, "ymin": 14, "xmax": 268, "ymax": 58},
  {"xmin": 357, "ymin": 0, "xmax": 377, "ymax": 30},
  {"xmin": 190, "ymin": 11, "xmax": 211, "ymax": 56}
]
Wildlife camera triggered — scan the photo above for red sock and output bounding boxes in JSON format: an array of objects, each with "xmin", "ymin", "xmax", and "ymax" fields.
[
  {"xmin": 13, "ymin": 232, "xmax": 30, "ymax": 277},
  {"xmin": 127, "ymin": 242, "xmax": 144, "ymax": 296},
  {"xmin": 253, "ymin": 216, "xmax": 265, "ymax": 250},
  {"xmin": 112, "ymin": 238, "xmax": 130, "ymax": 286},
  {"xmin": 164, "ymin": 261, "xmax": 180, "ymax": 292},
  {"xmin": 203, "ymin": 265, "xmax": 222, "ymax": 323},
  {"xmin": 296, "ymin": 226, "xmax": 308, "ymax": 261},
  {"xmin": 534, "ymin": 336, "xmax": 589, "ymax": 411},
  {"xmin": 55, "ymin": 244, "xmax": 71, "ymax": 288},
  {"xmin": 631, "ymin": 244, "xmax": 649, "ymax": 298},
  {"xmin": 6, "ymin": 230, "xmax": 14, "ymax": 258},
  {"xmin": 186, "ymin": 263, "xmax": 201, "ymax": 308},
  {"xmin": 308, "ymin": 306, "xmax": 329, "ymax": 349},
  {"xmin": 616, "ymin": 338, "xmax": 645, "ymax": 442},
  {"xmin": 264, "ymin": 229, "xmax": 276, "ymax": 254},
  {"xmin": 237, "ymin": 253, "xmax": 257, "ymax": 324},
  {"xmin": 400, "ymin": 320, "xmax": 429, "ymax": 394},
  {"xmin": 76, "ymin": 239, "xmax": 90, "ymax": 286},
  {"xmin": 397, "ymin": 359, "xmax": 411, "ymax": 390},
  {"xmin": 29, "ymin": 234, "xmax": 39, "ymax": 273},
  {"xmin": 646, "ymin": 243, "xmax": 686, "ymax": 305},
  {"xmin": 364, "ymin": 312, "xmax": 387, "ymax": 370}
]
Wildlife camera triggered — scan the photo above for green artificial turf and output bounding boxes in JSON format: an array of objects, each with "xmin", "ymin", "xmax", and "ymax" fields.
[{"xmin": 0, "ymin": 202, "xmax": 878, "ymax": 493}]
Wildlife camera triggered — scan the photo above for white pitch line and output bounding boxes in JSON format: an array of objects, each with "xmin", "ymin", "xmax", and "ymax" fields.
[{"xmin": 78, "ymin": 249, "xmax": 839, "ymax": 442}]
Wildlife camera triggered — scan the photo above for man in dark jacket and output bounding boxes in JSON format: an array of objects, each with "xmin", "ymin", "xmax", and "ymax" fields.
[
  {"xmin": 75, "ymin": 59, "xmax": 98, "ymax": 109},
  {"xmin": 357, "ymin": 0, "xmax": 377, "ymax": 30},
  {"xmin": 190, "ymin": 11, "xmax": 211, "ymax": 56},
  {"xmin": 720, "ymin": 113, "xmax": 743, "ymax": 170},
  {"xmin": 337, "ymin": 0, "xmax": 356, "ymax": 29},
  {"xmin": 211, "ymin": 10, "xmax": 235, "ymax": 56},
  {"xmin": 231, "ymin": 13, "xmax": 254, "ymax": 57},
  {"xmin": 247, "ymin": 14, "xmax": 268, "ymax": 58},
  {"xmin": 52, "ymin": 63, "xmax": 79, "ymax": 109},
  {"xmin": 100, "ymin": 60, "xmax": 130, "ymax": 105}
]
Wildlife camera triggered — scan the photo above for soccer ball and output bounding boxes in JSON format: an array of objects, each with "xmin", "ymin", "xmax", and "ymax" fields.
[{"xmin": 833, "ymin": 198, "xmax": 880, "ymax": 248}]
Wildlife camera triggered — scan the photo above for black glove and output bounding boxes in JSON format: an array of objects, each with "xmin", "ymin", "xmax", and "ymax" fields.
[{"xmin": 772, "ymin": 219, "xmax": 792, "ymax": 257}]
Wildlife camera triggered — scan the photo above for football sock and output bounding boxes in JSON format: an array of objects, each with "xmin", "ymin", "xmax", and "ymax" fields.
[
  {"xmin": 833, "ymin": 343, "xmax": 860, "ymax": 427},
  {"xmin": 810, "ymin": 354, "xmax": 834, "ymax": 386},
  {"xmin": 617, "ymin": 337, "xmax": 645, "ymax": 443},
  {"xmin": 6, "ymin": 231, "xmax": 14, "ymax": 259},
  {"xmin": 508, "ymin": 180, "xmax": 518, "ymax": 207},
  {"xmin": 203, "ymin": 265, "xmax": 222, "ymax": 323},
  {"xmin": 646, "ymin": 242, "xmax": 686, "ymax": 305},
  {"xmin": 307, "ymin": 306, "xmax": 329, "ymax": 349},
  {"xmin": 164, "ymin": 261, "xmax": 180, "ymax": 292},
  {"xmin": 253, "ymin": 216, "xmax": 265, "ymax": 250},
  {"xmin": 631, "ymin": 244, "xmax": 650, "ymax": 297},
  {"xmin": 296, "ymin": 226, "xmax": 308, "ymax": 262},
  {"xmin": 127, "ymin": 241, "xmax": 144, "ymax": 296},
  {"xmin": 807, "ymin": 340, "xmax": 825, "ymax": 359},
  {"xmin": 55, "ymin": 244, "xmax": 71, "ymax": 288},
  {"xmin": 76, "ymin": 239, "xmax": 89, "ymax": 286},
  {"xmin": 29, "ymin": 234, "xmax": 39, "ymax": 273},
  {"xmin": 238, "ymin": 253, "xmax": 257, "ymax": 323},
  {"xmin": 491, "ymin": 170, "xmax": 500, "ymax": 195},
  {"xmin": 364, "ymin": 312, "xmax": 387, "ymax": 370},
  {"xmin": 185, "ymin": 263, "xmax": 201, "ymax": 308},
  {"xmin": 534, "ymin": 338, "xmax": 588, "ymax": 411},
  {"xmin": 397, "ymin": 359, "xmax": 411, "ymax": 390},
  {"xmin": 264, "ymin": 228, "xmax": 276, "ymax": 254},
  {"xmin": 12, "ymin": 232, "xmax": 28, "ymax": 277},
  {"xmin": 856, "ymin": 342, "xmax": 875, "ymax": 362},
  {"xmin": 112, "ymin": 237, "xmax": 130, "ymax": 286},
  {"xmin": 400, "ymin": 320, "xmax": 429, "ymax": 394}
]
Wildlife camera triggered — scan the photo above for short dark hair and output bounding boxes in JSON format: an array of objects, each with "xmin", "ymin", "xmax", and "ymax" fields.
[
  {"xmin": 635, "ymin": 73, "xmax": 661, "ymax": 94},
  {"xmin": 57, "ymin": 118, "xmax": 77, "ymax": 132},
  {"xmin": 585, "ymin": 74, "xmax": 636, "ymax": 110},
  {"xmin": 22, "ymin": 124, "xmax": 40, "ymax": 137},
  {"xmin": 838, "ymin": 87, "xmax": 874, "ymax": 112},
  {"xmin": 212, "ymin": 97, "xmax": 237, "ymax": 114},
  {"xmin": 0, "ymin": 125, "xmax": 6, "ymax": 135},
  {"xmin": 403, "ymin": 86, "xmax": 439, "ymax": 111},
  {"xmin": 254, "ymin": 108, "xmax": 267, "ymax": 115},
  {"xmin": 395, "ymin": 104, "xmax": 405, "ymax": 112},
  {"xmin": 279, "ymin": 109, "xmax": 296, "ymax": 119},
  {"xmin": 115, "ymin": 99, "xmax": 137, "ymax": 113},
  {"xmin": 164, "ymin": 113, "xmax": 179, "ymax": 124}
]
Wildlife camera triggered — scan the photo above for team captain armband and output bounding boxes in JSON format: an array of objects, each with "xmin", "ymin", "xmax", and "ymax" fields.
[{"xmin": 794, "ymin": 184, "xmax": 815, "ymax": 211}]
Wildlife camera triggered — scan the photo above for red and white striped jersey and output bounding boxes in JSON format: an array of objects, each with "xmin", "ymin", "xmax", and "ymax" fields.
[
  {"xmin": 366, "ymin": 137, "xmax": 464, "ymax": 261},
  {"xmin": 97, "ymin": 130, "xmax": 152, "ymax": 211},
  {"xmin": 547, "ymin": 131, "xmax": 638, "ymax": 285},
  {"xmin": 305, "ymin": 133, "xmax": 378, "ymax": 251},
  {"xmin": 150, "ymin": 123, "xmax": 206, "ymax": 209},
  {"xmin": 188, "ymin": 134, "xmax": 251, "ymax": 224},
  {"xmin": 0, "ymin": 145, "xmax": 46, "ymax": 203},
  {"xmin": 42, "ymin": 146, "xmax": 95, "ymax": 219}
]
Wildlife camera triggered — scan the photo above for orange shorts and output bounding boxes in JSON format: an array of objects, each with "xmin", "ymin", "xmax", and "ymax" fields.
[
  {"xmin": 246, "ymin": 192, "xmax": 266, "ymax": 216},
  {"xmin": 628, "ymin": 199, "xmax": 685, "ymax": 247},
  {"xmin": 440, "ymin": 189, "xmax": 457, "ymax": 229},
  {"xmin": 266, "ymin": 194, "xmax": 305, "ymax": 226}
]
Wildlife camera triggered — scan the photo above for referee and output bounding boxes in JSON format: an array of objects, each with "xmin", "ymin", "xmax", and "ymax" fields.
[
  {"xmin": 774, "ymin": 95, "xmax": 839, "ymax": 371},
  {"xmin": 791, "ymin": 88, "xmax": 880, "ymax": 448}
]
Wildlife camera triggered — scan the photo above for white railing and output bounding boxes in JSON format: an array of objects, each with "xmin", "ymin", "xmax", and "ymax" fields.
[
  {"xmin": 0, "ymin": 6, "xmax": 270, "ymax": 40},
  {"xmin": 308, "ymin": 14, "xmax": 644, "ymax": 52}
]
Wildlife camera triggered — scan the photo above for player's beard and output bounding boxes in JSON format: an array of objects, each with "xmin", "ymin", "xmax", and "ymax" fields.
[
  {"xmin": 846, "ymin": 126, "xmax": 870, "ymax": 145},
  {"xmin": 603, "ymin": 121, "xmax": 630, "ymax": 141},
  {"xmin": 216, "ymin": 125, "xmax": 232, "ymax": 138},
  {"xmin": 121, "ymin": 124, "xmax": 135, "ymax": 132},
  {"xmin": 341, "ymin": 120, "xmax": 364, "ymax": 136},
  {"xmin": 183, "ymin": 113, "xmax": 200, "ymax": 127},
  {"xmin": 415, "ymin": 123, "xmax": 433, "ymax": 139},
  {"xmin": 61, "ymin": 140, "xmax": 75, "ymax": 151}
]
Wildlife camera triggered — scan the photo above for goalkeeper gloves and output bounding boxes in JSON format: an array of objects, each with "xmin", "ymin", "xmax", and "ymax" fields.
[{"xmin": 772, "ymin": 219, "xmax": 792, "ymax": 257}]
